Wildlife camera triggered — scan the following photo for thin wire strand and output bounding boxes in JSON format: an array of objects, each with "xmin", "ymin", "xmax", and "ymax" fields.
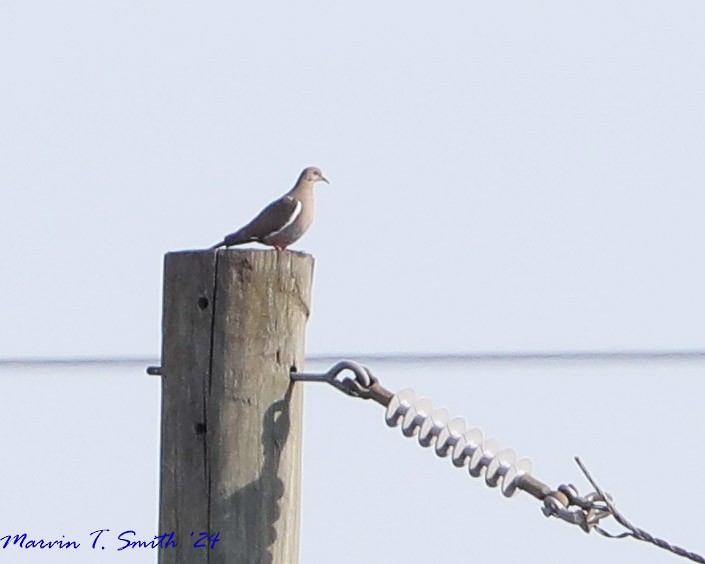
[
  {"xmin": 1, "ymin": 349, "xmax": 705, "ymax": 368},
  {"xmin": 575, "ymin": 457, "xmax": 705, "ymax": 564}
]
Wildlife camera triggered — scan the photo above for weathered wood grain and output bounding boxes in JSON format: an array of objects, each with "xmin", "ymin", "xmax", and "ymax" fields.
[
  {"xmin": 158, "ymin": 249, "xmax": 313, "ymax": 564},
  {"xmin": 159, "ymin": 250, "xmax": 217, "ymax": 564}
]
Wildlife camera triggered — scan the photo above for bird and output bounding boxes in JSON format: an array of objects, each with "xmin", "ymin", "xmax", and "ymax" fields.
[{"xmin": 210, "ymin": 166, "xmax": 329, "ymax": 251}]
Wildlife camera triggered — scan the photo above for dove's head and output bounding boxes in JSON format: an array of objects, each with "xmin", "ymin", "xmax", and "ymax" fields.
[{"xmin": 300, "ymin": 166, "xmax": 329, "ymax": 185}]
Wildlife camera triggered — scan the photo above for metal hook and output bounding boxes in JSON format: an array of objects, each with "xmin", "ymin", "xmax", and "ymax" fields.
[{"xmin": 291, "ymin": 360, "xmax": 376, "ymax": 398}]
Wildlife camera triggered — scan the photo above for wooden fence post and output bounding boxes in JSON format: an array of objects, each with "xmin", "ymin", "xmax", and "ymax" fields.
[{"xmin": 156, "ymin": 249, "xmax": 314, "ymax": 564}]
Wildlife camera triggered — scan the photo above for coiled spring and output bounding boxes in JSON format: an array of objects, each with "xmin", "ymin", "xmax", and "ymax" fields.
[{"xmin": 385, "ymin": 388, "xmax": 533, "ymax": 498}]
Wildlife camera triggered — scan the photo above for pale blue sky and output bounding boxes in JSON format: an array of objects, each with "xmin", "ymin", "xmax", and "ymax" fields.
[
  {"xmin": 1, "ymin": 1, "xmax": 704, "ymax": 358},
  {"xmin": 0, "ymin": 1, "xmax": 703, "ymax": 562}
]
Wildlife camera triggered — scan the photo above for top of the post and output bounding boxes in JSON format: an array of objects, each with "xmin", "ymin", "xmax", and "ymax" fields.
[{"xmin": 166, "ymin": 248, "xmax": 314, "ymax": 261}]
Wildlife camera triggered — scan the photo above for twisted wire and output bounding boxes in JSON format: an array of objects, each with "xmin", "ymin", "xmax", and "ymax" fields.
[{"xmin": 574, "ymin": 458, "xmax": 705, "ymax": 564}]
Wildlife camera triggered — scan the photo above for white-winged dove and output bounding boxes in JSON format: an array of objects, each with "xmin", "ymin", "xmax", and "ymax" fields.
[{"xmin": 211, "ymin": 166, "xmax": 329, "ymax": 251}]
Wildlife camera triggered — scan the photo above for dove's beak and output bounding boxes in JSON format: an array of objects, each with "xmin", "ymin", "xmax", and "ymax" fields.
[{"xmin": 321, "ymin": 176, "xmax": 330, "ymax": 184}]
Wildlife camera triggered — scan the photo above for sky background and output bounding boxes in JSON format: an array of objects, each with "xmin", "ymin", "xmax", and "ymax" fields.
[{"xmin": 1, "ymin": 1, "xmax": 703, "ymax": 563}]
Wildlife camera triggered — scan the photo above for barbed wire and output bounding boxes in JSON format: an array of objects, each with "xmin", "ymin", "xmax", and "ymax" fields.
[{"xmin": 292, "ymin": 360, "xmax": 704, "ymax": 564}]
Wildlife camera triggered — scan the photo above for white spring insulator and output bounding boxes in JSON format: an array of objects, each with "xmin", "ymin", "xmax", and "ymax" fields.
[{"xmin": 385, "ymin": 388, "xmax": 533, "ymax": 498}]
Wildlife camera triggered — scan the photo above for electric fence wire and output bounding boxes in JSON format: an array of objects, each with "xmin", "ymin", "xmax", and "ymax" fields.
[
  {"xmin": 292, "ymin": 360, "xmax": 705, "ymax": 564},
  {"xmin": 2, "ymin": 349, "xmax": 705, "ymax": 368}
]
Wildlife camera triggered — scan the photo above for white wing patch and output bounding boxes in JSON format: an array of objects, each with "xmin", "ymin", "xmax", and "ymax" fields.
[{"xmin": 268, "ymin": 198, "xmax": 302, "ymax": 237}]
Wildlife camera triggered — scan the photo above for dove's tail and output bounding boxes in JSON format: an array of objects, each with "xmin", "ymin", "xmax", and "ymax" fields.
[{"xmin": 210, "ymin": 229, "xmax": 257, "ymax": 250}]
